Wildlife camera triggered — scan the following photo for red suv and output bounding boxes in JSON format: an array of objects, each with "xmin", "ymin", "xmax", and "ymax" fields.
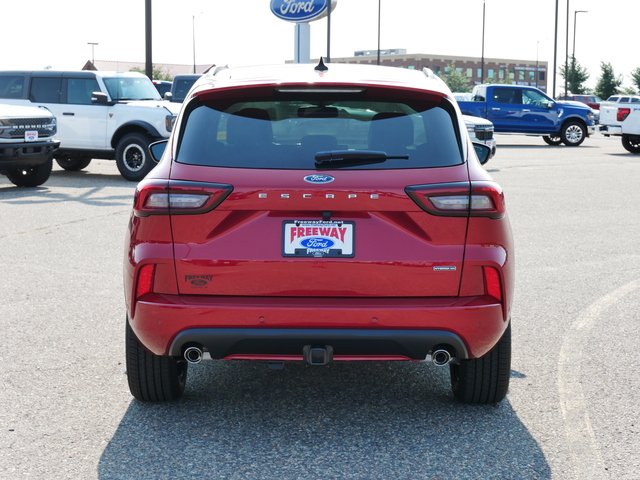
[{"xmin": 124, "ymin": 62, "xmax": 514, "ymax": 404}]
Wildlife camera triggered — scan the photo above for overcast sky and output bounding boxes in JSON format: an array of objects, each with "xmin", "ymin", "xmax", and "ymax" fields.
[{"xmin": 2, "ymin": 0, "xmax": 637, "ymax": 94}]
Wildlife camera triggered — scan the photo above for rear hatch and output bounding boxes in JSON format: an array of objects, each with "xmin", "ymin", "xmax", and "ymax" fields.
[{"xmin": 167, "ymin": 83, "xmax": 470, "ymax": 297}]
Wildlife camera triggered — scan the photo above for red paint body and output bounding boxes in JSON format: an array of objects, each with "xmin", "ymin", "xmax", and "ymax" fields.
[{"xmin": 124, "ymin": 64, "xmax": 514, "ymax": 365}]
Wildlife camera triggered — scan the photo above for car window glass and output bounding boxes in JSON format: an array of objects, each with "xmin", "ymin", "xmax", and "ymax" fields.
[
  {"xmin": 67, "ymin": 78, "xmax": 100, "ymax": 105},
  {"xmin": 0, "ymin": 75, "xmax": 25, "ymax": 99},
  {"xmin": 176, "ymin": 97, "xmax": 463, "ymax": 170},
  {"xmin": 30, "ymin": 77, "xmax": 62, "ymax": 103},
  {"xmin": 103, "ymin": 76, "xmax": 160, "ymax": 101},
  {"xmin": 493, "ymin": 88, "xmax": 521, "ymax": 104},
  {"xmin": 522, "ymin": 90, "xmax": 548, "ymax": 107}
]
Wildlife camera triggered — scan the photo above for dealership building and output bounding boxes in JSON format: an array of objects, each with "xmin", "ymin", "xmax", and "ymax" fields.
[{"xmin": 325, "ymin": 50, "xmax": 548, "ymax": 91}]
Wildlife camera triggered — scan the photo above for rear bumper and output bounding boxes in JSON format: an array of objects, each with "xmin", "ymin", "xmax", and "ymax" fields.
[
  {"xmin": 598, "ymin": 125, "xmax": 621, "ymax": 136},
  {"xmin": 130, "ymin": 294, "xmax": 508, "ymax": 359},
  {"xmin": 168, "ymin": 327, "xmax": 469, "ymax": 361}
]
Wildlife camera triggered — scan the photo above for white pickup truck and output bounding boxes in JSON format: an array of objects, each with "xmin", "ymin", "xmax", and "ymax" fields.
[{"xmin": 598, "ymin": 95, "xmax": 640, "ymax": 153}]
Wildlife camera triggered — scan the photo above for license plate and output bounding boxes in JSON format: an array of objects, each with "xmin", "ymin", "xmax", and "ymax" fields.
[
  {"xmin": 283, "ymin": 221, "xmax": 355, "ymax": 258},
  {"xmin": 25, "ymin": 131, "xmax": 38, "ymax": 142}
]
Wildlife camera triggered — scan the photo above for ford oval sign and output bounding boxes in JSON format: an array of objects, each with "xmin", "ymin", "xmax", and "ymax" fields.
[
  {"xmin": 270, "ymin": 0, "xmax": 335, "ymax": 23},
  {"xmin": 301, "ymin": 238, "xmax": 335, "ymax": 249},
  {"xmin": 304, "ymin": 174, "xmax": 334, "ymax": 184}
]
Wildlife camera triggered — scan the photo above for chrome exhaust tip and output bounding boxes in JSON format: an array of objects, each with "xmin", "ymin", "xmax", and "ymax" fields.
[
  {"xmin": 184, "ymin": 346, "xmax": 203, "ymax": 364},
  {"xmin": 431, "ymin": 349, "xmax": 452, "ymax": 367}
]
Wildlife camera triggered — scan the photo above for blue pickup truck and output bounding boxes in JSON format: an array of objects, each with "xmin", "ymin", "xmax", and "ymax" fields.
[{"xmin": 458, "ymin": 84, "xmax": 596, "ymax": 146}]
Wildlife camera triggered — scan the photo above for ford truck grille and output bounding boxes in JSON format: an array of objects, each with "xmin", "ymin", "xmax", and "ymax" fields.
[{"xmin": 0, "ymin": 117, "xmax": 57, "ymax": 139}]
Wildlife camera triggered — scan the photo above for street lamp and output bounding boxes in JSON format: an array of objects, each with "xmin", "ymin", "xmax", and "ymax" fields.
[
  {"xmin": 571, "ymin": 10, "xmax": 588, "ymax": 92},
  {"xmin": 87, "ymin": 42, "xmax": 98, "ymax": 64},
  {"xmin": 377, "ymin": 0, "xmax": 381, "ymax": 65},
  {"xmin": 192, "ymin": 12, "xmax": 205, "ymax": 74},
  {"xmin": 564, "ymin": 0, "xmax": 569, "ymax": 96},
  {"xmin": 534, "ymin": 40, "xmax": 540, "ymax": 88},
  {"xmin": 481, "ymin": 0, "xmax": 486, "ymax": 84}
]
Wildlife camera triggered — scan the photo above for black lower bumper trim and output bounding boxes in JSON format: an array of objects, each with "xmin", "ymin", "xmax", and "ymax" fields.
[{"xmin": 168, "ymin": 328, "xmax": 469, "ymax": 361}]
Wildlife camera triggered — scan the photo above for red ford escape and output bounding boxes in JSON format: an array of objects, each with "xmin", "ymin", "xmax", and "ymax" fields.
[{"xmin": 124, "ymin": 62, "xmax": 514, "ymax": 404}]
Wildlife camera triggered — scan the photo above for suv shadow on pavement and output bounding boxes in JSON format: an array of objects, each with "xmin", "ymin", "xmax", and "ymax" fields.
[{"xmin": 98, "ymin": 361, "xmax": 550, "ymax": 479}]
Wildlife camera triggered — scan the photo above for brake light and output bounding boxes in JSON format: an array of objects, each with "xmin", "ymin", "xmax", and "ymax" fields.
[
  {"xmin": 133, "ymin": 179, "xmax": 233, "ymax": 217},
  {"xmin": 483, "ymin": 266, "xmax": 502, "ymax": 301},
  {"xmin": 617, "ymin": 107, "xmax": 631, "ymax": 122},
  {"xmin": 136, "ymin": 264, "xmax": 156, "ymax": 298},
  {"xmin": 405, "ymin": 181, "xmax": 505, "ymax": 219}
]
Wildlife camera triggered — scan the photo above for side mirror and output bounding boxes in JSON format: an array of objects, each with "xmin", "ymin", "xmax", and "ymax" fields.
[
  {"xmin": 165, "ymin": 92, "xmax": 174, "ymax": 101},
  {"xmin": 472, "ymin": 142, "xmax": 492, "ymax": 165},
  {"xmin": 546, "ymin": 101, "xmax": 555, "ymax": 109},
  {"xmin": 91, "ymin": 92, "xmax": 111, "ymax": 105},
  {"xmin": 149, "ymin": 140, "xmax": 168, "ymax": 163}
]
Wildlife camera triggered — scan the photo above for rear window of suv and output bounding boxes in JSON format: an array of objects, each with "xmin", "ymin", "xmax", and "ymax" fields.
[{"xmin": 175, "ymin": 92, "xmax": 463, "ymax": 170}]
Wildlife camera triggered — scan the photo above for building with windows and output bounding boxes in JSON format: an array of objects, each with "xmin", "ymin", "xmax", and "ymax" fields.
[{"xmin": 326, "ymin": 51, "xmax": 548, "ymax": 92}]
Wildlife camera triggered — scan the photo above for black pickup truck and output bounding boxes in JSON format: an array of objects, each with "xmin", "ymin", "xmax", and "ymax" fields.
[{"xmin": 0, "ymin": 104, "xmax": 59, "ymax": 187}]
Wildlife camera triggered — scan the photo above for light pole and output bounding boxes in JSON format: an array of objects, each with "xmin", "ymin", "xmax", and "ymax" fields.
[
  {"xmin": 553, "ymin": 0, "xmax": 558, "ymax": 98},
  {"xmin": 377, "ymin": 0, "xmax": 381, "ymax": 65},
  {"xmin": 535, "ymin": 40, "xmax": 540, "ymax": 88},
  {"xmin": 564, "ymin": 0, "xmax": 569, "ymax": 97},
  {"xmin": 87, "ymin": 42, "xmax": 98, "ymax": 64},
  {"xmin": 572, "ymin": 10, "xmax": 588, "ymax": 92},
  {"xmin": 192, "ymin": 13, "xmax": 204, "ymax": 74},
  {"xmin": 481, "ymin": 0, "xmax": 486, "ymax": 84}
]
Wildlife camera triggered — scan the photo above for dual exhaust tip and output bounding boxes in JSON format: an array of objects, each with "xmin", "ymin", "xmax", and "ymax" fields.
[
  {"xmin": 184, "ymin": 345, "xmax": 455, "ymax": 366},
  {"xmin": 431, "ymin": 349, "xmax": 454, "ymax": 367},
  {"xmin": 184, "ymin": 346, "xmax": 203, "ymax": 364}
]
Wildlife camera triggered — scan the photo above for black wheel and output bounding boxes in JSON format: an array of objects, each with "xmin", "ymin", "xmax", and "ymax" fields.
[
  {"xmin": 115, "ymin": 133, "xmax": 155, "ymax": 182},
  {"xmin": 55, "ymin": 157, "xmax": 92, "ymax": 171},
  {"xmin": 4, "ymin": 156, "xmax": 53, "ymax": 187},
  {"xmin": 126, "ymin": 319, "xmax": 188, "ymax": 401},
  {"xmin": 621, "ymin": 134, "xmax": 640, "ymax": 153},
  {"xmin": 450, "ymin": 323, "xmax": 511, "ymax": 404},
  {"xmin": 560, "ymin": 121, "xmax": 586, "ymax": 146},
  {"xmin": 542, "ymin": 135, "xmax": 562, "ymax": 146}
]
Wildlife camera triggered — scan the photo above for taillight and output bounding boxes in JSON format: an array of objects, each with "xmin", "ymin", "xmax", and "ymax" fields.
[
  {"xmin": 405, "ymin": 181, "xmax": 505, "ymax": 219},
  {"xmin": 617, "ymin": 107, "xmax": 631, "ymax": 122},
  {"xmin": 483, "ymin": 266, "xmax": 502, "ymax": 301},
  {"xmin": 136, "ymin": 264, "xmax": 156, "ymax": 298},
  {"xmin": 133, "ymin": 179, "xmax": 233, "ymax": 217}
]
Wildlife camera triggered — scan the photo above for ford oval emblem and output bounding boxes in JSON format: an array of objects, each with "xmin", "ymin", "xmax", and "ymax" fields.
[
  {"xmin": 304, "ymin": 174, "xmax": 334, "ymax": 184},
  {"xmin": 301, "ymin": 238, "xmax": 335, "ymax": 249},
  {"xmin": 270, "ymin": 0, "xmax": 330, "ymax": 23}
]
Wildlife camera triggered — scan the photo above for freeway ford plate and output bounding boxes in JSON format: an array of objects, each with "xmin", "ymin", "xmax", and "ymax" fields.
[{"xmin": 283, "ymin": 221, "xmax": 355, "ymax": 258}]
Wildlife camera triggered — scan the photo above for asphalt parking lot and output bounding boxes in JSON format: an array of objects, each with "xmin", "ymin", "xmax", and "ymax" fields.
[{"xmin": 1, "ymin": 133, "xmax": 639, "ymax": 479}]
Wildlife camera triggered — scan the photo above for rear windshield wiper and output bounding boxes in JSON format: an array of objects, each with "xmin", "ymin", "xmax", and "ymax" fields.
[{"xmin": 314, "ymin": 150, "xmax": 409, "ymax": 167}]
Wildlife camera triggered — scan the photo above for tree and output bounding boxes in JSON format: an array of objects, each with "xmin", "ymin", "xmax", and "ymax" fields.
[
  {"xmin": 595, "ymin": 62, "xmax": 622, "ymax": 100},
  {"xmin": 559, "ymin": 55, "xmax": 589, "ymax": 94},
  {"xmin": 487, "ymin": 69, "xmax": 513, "ymax": 85},
  {"xmin": 441, "ymin": 62, "xmax": 472, "ymax": 93},
  {"xmin": 129, "ymin": 65, "xmax": 172, "ymax": 81},
  {"xmin": 630, "ymin": 67, "xmax": 640, "ymax": 93}
]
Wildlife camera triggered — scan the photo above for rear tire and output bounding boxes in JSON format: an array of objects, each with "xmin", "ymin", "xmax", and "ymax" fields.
[
  {"xmin": 4, "ymin": 156, "xmax": 53, "ymax": 187},
  {"xmin": 115, "ymin": 133, "xmax": 155, "ymax": 182},
  {"xmin": 450, "ymin": 323, "xmax": 511, "ymax": 404},
  {"xmin": 542, "ymin": 135, "xmax": 562, "ymax": 146},
  {"xmin": 621, "ymin": 134, "xmax": 640, "ymax": 153},
  {"xmin": 55, "ymin": 157, "xmax": 92, "ymax": 171},
  {"xmin": 560, "ymin": 121, "xmax": 586, "ymax": 146},
  {"xmin": 126, "ymin": 319, "xmax": 188, "ymax": 402}
]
